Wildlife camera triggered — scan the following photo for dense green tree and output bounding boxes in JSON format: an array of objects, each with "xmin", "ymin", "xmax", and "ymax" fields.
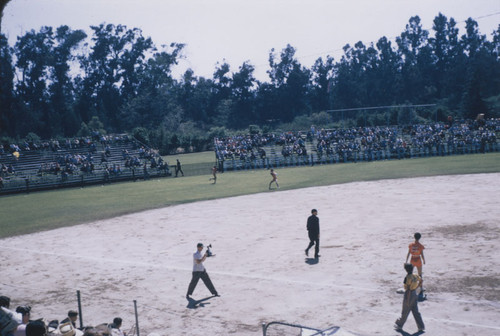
[
  {"xmin": 1, "ymin": 13, "xmax": 499, "ymax": 147},
  {"xmin": 396, "ymin": 16, "xmax": 431, "ymax": 102},
  {"xmin": 0, "ymin": 34, "xmax": 15, "ymax": 135},
  {"xmin": 48, "ymin": 26, "xmax": 87, "ymax": 136},
  {"xmin": 119, "ymin": 43, "xmax": 185, "ymax": 130},
  {"xmin": 77, "ymin": 24, "xmax": 153, "ymax": 131},
  {"xmin": 0, "ymin": 0, "xmax": 12, "ymax": 33},
  {"xmin": 14, "ymin": 26, "xmax": 54, "ymax": 137},
  {"xmin": 229, "ymin": 61, "xmax": 256, "ymax": 127},
  {"xmin": 267, "ymin": 44, "xmax": 311, "ymax": 122},
  {"xmin": 310, "ymin": 56, "xmax": 335, "ymax": 112}
]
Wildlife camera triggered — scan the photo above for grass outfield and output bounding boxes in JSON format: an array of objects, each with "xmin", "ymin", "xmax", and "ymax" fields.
[{"xmin": 1, "ymin": 152, "xmax": 499, "ymax": 238}]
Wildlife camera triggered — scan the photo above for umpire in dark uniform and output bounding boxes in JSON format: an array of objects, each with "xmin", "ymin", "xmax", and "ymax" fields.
[{"xmin": 305, "ymin": 209, "xmax": 320, "ymax": 259}]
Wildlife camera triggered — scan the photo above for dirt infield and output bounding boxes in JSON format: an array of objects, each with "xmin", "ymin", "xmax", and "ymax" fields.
[{"xmin": 1, "ymin": 173, "xmax": 500, "ymax": 336}]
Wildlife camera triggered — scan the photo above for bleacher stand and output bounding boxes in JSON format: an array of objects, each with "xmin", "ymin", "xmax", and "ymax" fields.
[
  {"xmin": 215, "ymin": 119, "xmax": 499, "ymax": 171},
  {"xmin": 0, "ymin": 134, "xmax": 169, "ymax": 194}
]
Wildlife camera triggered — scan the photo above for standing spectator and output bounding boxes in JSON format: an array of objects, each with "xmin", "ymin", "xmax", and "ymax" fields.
[
  {"xmin": 305, "ymin": 209, "xmax": 320, "ymax": 259},
  {"xmin": 186, "ymin": 243, "xmax": 219, "ymax": 299},
  {"xmin": 268, "ymin": 168, "xmax": 279, "ymax": 190},
  {"xmin": 394, "ymin": 263, "xmax": 425, "ymax": 332},
  {"xmin": 175, "ymin": 159, "xmax": 184, "ymax": 177}
]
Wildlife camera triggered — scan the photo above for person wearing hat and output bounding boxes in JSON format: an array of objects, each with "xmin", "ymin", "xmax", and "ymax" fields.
[
  {"xmin": 186, "ymin": 243, "xmax": 219, "ymax": 299},
  {"xmin": 60, "ymin": 310, "xmax": 78, "ymax": 329},
  {"xmin": 305, "ymin": 209, "xmax": 320, "ymax": 259}
]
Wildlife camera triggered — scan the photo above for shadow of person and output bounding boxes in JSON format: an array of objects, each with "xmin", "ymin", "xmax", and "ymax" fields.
[
  {"xmin": 186, "ymin": 295, "xmax": 214, "ymax": 309},
  {"xmin": 395, "ymin": 329, "xmax": 425, "ymax": 336},
  {"xmin": 305, "ymin": 257, "xmax": 319, "ymax": 265}
]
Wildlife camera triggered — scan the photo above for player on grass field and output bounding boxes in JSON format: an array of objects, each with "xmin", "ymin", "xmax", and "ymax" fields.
[{"xmin": 269, "ymin": 168, "xmax": 279, "ymax": 190}]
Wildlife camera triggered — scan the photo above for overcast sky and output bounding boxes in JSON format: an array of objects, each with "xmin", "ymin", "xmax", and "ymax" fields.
[{"xmin": 2, "ymin": 0, "xmax": 499, "ymax": 81}]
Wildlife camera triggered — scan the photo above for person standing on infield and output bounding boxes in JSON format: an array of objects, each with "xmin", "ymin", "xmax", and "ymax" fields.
[
  {"xmin": 394, "ymin": 263, "xmax": 425, "ymax": 332},
  {"xmin": 269, "ymin": 168, "xmax": 279, "ymax": 190},
  {"xmin": 186, "ymin": 243, "xmax": 219, "ymax": 299},
  {"xmin": 305, "ymin": 209, "xmax": 320, "ymax": 259},
  {"xmin": 406, "ymin": 232, "xmax": 425, "ymax": 277}
]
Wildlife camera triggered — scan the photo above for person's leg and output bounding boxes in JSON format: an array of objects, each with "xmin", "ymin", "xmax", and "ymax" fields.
[
  {"xmin": 411, "ymin": 301, "xmax": 425, "ymax": 331},
  {"xmin": 314, "ymin": 238, "xmax": 320, "ymax": 258},
  {"xmin": 395, "ymin": 291, "xmax": 412, "ymax": 329},
  {"xmin": 305, "ymin": 239, "xmax": 314, "ymax": 256},
  {"xmin": 187, "ymin": 272, "xmax": 201, "ymax": 296},
  {"xmin": 200, "ymin": 271, "xmax": 218, "ymax": 295}
]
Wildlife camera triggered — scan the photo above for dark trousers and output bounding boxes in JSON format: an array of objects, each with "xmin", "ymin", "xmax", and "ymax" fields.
[
  {"xmin": 306, "ymin": 233, "xmax": 320, "ymax": 258},
  {"xmin": 395, "ymin": 290, "xmax": 425, "ymax": 330},
  {"xmin": 187, "ymin": 271, "xmax": 217, "ymax": 296}
]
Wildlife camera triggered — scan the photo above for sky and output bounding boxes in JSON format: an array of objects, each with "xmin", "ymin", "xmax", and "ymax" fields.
[{"xmin": 2, "ymin": 0, "xmax": 500, "ymax": 81}]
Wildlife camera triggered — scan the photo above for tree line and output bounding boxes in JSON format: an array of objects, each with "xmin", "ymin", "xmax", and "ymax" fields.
[{"xmin": 0, "ymin": 13, "xmax": 499, "ymax": 154}]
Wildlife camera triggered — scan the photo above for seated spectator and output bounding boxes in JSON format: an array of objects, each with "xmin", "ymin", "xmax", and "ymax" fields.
[
  {"xmin": 13, "ymin": 306, "xmax": 31, "ymax": 336},
  {"xmin": 1, "ymin": 296, "xmax": 22, "ymax": 333},
  {"xmin": 100, "ymin": 153, "xmax": 107, "ymax": 164},
  {"xmin": 59, "ymin": 321, "xmax": 76, "ymax": 336},
  {"xmin": 105, "ymin": 146, "xmax": 111, "ymax": 157},
  {"xmin": 25, "ymin": 320, "xmax": 46, "ymax": 336},
  {"xmin": 60, "ymin": 310, "xmax": 78, "ymax": 329},
  {"xmin": 108, "ymin": 318, "xmax": 125, "ymax": 336},
  {"xmin": 0, "ymin": 296, "xmax": 11, "ymax": 310}
]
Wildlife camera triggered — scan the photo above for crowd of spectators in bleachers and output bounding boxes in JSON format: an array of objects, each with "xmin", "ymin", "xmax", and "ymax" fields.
[
  {"xmin": 214, "ymin": 118, "xmax": 499, "ymax": 164},
  {"xmin": 0, "ymin": 132, "xmax": 173, "ymax": 191}
]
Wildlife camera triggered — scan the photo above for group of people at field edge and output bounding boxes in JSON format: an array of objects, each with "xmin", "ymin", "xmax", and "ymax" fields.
[
  {"xmin": 0, "ymin": 296, "xmax": 130, "ymax": 336},
  {"xmin": 214, "ymin": 118, "xmax": 499, "ymax": 164}
]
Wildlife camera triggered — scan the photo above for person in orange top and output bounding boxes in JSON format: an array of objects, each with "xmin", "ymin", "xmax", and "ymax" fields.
[{"xmin": 406, "ymin": 232, "xmax": 425, "ymax": 277}]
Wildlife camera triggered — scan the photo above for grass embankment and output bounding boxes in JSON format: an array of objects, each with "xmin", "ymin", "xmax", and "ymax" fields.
[{"xmin": 1, "ymin": 152, "xmax": 499, "ymax": 238}]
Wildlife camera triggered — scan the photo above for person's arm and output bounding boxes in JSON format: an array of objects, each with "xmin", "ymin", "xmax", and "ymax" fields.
[
  {"xmin": 195, "ymin": 252, "xmax": 207, "ymax": 264},
  {"xmin": 405, "ymin": 250, "xmax": 410, "ymax": 263},
  {"xmin": 421, "ymin": 251, "xmax": 425, "ymax": 264}
]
